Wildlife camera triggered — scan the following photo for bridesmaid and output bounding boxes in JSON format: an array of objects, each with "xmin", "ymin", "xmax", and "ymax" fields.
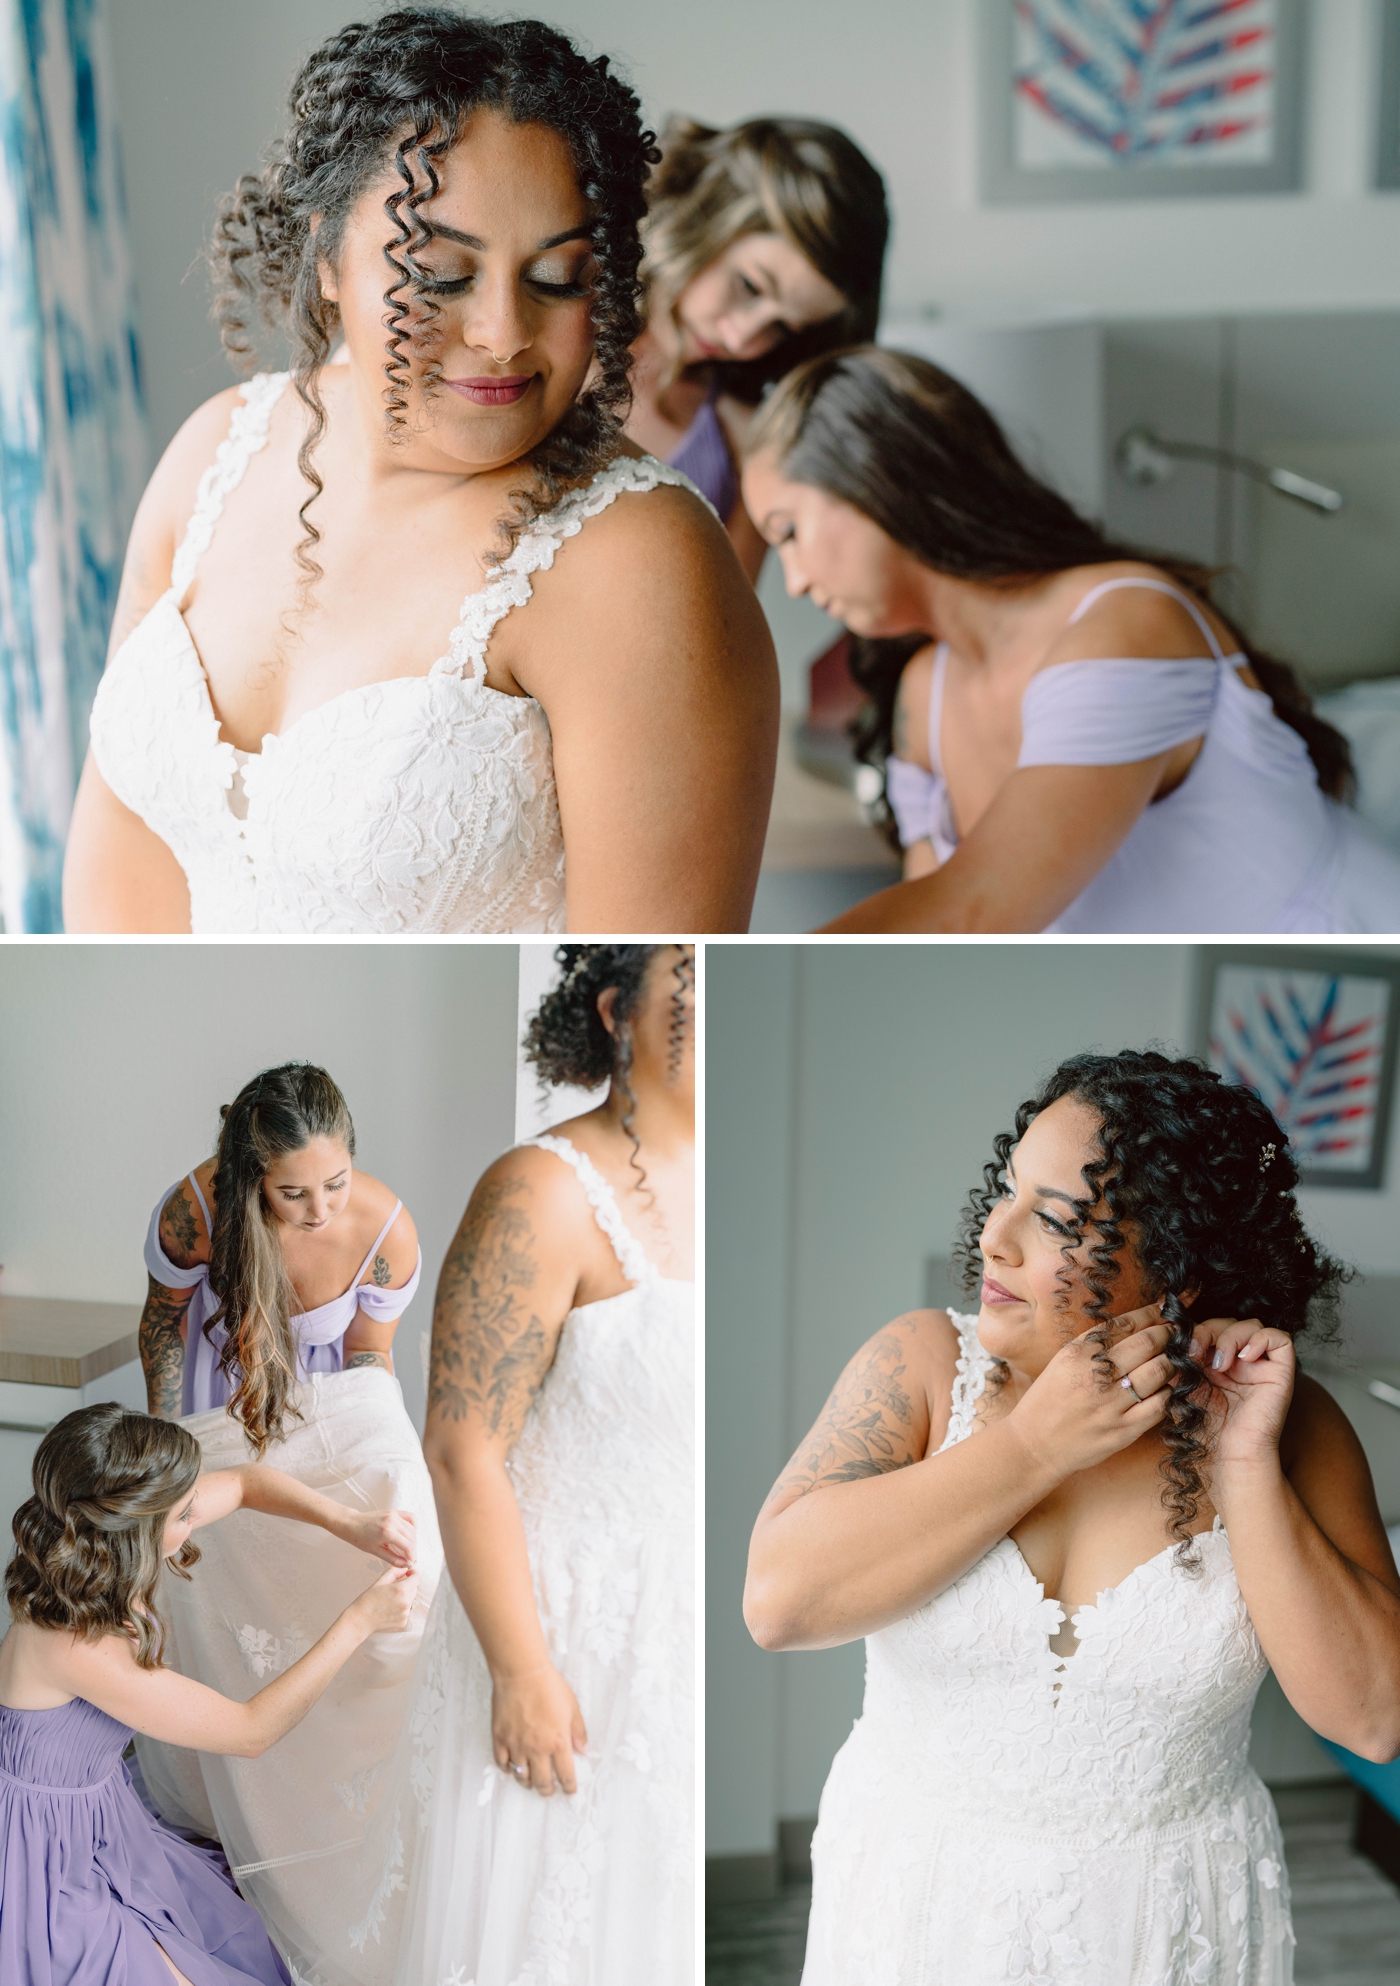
[
  {"xmin": 139, "ymin": 1061, "xmax": 421, "ymax": 1422},
  {"xmin": 626, "ymin": 117, "xmax": 888, "ymax": 580},
  {"xmin": 132, "ymin": 1062, "xmax": 442, "ymax": 1984},
  {"xmin": 0, "ymin": 1402, "xmax": 416, "ymax": 1986}
]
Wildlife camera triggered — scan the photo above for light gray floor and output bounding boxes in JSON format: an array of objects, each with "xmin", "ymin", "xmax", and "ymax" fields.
[{"xmin": 706, "ymin": 1787, "xmax": 1400, "ymax": 1986}]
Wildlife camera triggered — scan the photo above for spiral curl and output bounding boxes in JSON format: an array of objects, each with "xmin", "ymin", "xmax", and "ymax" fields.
[
  {"xmin": 6, "ymin": 1406, "xmax": 202, "ymax": 1670},
  {"xmin": 209, "ymin": 9, "xmax": 659, "ymax": 593},
  {"xmin": 952, "ymin": 1049, "xmax": 1350, "ymax": 1567}
]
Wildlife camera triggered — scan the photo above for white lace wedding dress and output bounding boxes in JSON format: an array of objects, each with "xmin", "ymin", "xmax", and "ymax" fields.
[
  {"xmin": 88, "ymin": 373, "xmax": 705, "ymax": 933},
  {"xmin": 343, "ymin": 1136, "xmax": 695, "ymax": 1986},
  {"xmin": 801, "ymin": 1310, "xmax": 1295, "ymax": 1986}
]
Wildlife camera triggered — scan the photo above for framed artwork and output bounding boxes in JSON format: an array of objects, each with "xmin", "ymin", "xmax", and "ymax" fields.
[
  {"xmin": 1194, "ymin": 948, "xmax": 1400, "ymax": 1191},
  {"xmin": 979, "ymin": 0, "xmax": 1306, "ymax": 205},
  {"xmin": 1377, "ymin": 1, "xmax": 1400, "ymax": 189}
]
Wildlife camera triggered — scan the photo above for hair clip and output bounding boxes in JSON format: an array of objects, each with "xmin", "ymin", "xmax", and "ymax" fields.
[{"xmin": 1259, "ymin": 1143, "xmax": 1276, "ymax": 1172}]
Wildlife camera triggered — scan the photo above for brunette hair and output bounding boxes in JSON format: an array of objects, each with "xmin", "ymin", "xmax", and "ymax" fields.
[
  {"xmin": 524, "ymin": 945, "xmax": 694, "ymax": 1189},
  {"xmin": 207, "ymin": 1063, "xmax": 355, "ymax": 1455},
  {"xmin": 953, "ymin": 1049, "xmax": 1350, "ymax": 1566},
  {"xmin": 6, "ymin": 1405, "xmax": 202, "ymax": 1670},
  {"xmin": 210, "ymin": 7, "xmax": 658, "ymax": 581},
  {"xmin": 641, "ymin": 116, "xmax": 888, "ymax": 402},
  {"xmin": 750, "ymin": 346, "xmax": 1355, "ymax": 843}
]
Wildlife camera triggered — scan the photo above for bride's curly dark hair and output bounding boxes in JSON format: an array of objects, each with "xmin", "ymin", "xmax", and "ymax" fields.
[
  {"xmin": 952, "ymin": 1049, "xmax": 1351, "ymax": 1566},
  {"xmin": 524, "ymin": 945, "xmax": 694, "ymax": 1193},
  {"xmin": 210, "ymin": 8, "xmax": 658, "ymax": 583}
]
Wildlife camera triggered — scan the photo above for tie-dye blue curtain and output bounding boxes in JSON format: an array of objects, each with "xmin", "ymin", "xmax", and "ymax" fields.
[{"xmin": 0, "ymin": 0, "xmax": 147, "ymax": 932}]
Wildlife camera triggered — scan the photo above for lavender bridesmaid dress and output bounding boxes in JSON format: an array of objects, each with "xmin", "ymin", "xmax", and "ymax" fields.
[{"xmin": 0, "ymin": 1697, "xmax": 290, "ymax": 1984}]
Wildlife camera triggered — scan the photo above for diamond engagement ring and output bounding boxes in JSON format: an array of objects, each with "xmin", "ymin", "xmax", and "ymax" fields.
[{"xmin": 1121, "ymin": 1375, "xmax": 1141, "ymax": 1400}]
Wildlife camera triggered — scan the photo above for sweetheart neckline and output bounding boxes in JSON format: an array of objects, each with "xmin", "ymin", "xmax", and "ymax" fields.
[
  {"xmin": 999, "ymin": 1523, "xmax": 1228, "ymax": 1664},
  {"xmin": 143, "ymin": 590, "xmax": 537, "ymax": 765}
]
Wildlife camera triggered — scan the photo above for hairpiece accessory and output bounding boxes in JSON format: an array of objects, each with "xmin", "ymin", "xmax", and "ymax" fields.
[
  {"xmin": 559, "ymin": 948, "xmax": 597, "ymax": 993},
  {"xmin": 1259, "ymin": 1143, "xmax": 1276, "ymax": 1172}
]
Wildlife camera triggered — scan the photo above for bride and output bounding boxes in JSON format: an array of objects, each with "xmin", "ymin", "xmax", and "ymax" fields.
[
  {"xmin": 745, "ymin": 1049, "xmax": 1400, "ymax": 1984},
  {"xmin": 349, "ymin": 944, "xmax": 695, "ymax": 1985},
  {"xmin": 133, "ymin": 1061, "xmax": 441, "ymax": 1982},
  {"xmin": 62, "ymin": 8, "xmax": 776, "ymax": 935}
]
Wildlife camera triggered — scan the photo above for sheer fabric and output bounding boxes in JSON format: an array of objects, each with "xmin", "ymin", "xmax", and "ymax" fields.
[
  {"xmin": 800, "ymin": 1309, "xmax": 1294, "ymax": 1986},
  {"xmin": 133, "ymin": 1369, "xmax": 443, "ymax": 1986},
  {"xmin": 88, "ymin": 375, "xmax": 709, "ymax": 933},
  {"xmin": 344, "ymin": 1136, "xmax": 695, "ymax": 1986}
]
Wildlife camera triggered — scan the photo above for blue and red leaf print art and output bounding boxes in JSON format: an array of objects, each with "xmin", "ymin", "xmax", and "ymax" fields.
[
  {"xmin": 1013, "ymin": 0, "xmax": 1277, "ymax": 170},
  {"xmin": 1208, "ymin": 967, "xmax": 1389, "ymax": 1173}
]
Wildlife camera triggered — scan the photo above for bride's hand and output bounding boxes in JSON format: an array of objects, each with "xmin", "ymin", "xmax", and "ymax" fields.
[
  {"xmin": 1186, "ymin": 1316, "xmax": 1296, "ymax": 1479},
  {"xmin": 335, "ymin": 1508, "xmax": 417, "ymax": 1567},
  {"xmin": 1006, "ymin": 1305, "xmax": 1175, "ymax": 1479},
  {"xmin": 492, "ymin": 1662, "xmax": 588, "ymax": 1799}
]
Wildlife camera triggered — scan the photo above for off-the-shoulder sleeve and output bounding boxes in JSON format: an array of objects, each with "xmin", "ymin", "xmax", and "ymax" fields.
[
  {"xmin": 1017, "ymin": 659, "xmax": 1221, "ymax": 768},
  {"xmin": 354, "ymin": 1247, "xmax": 423, "ymax": 1322},
  {"xmin": 886, "ymin": 754, "xmax": 945, "ymax": 848},
  {"xmin": 144, "ymin": 1182, "xmax": 211, "ymax": 1292}
]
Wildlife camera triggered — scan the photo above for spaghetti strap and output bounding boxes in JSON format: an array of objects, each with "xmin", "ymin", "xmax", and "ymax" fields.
[
  {"xmin": 186, "ymin": 1171, "xmax": 212, "ymax": 1232},
  {"xmin": 1066, "ymin": 576, "xmax": 1227, "ymax": 663},
  {"xmin": 354, "ymin": 1199, "xmax": 403, "ymax": 1284},
  {"xmin": 928, "ymin": 642, "xmax": 951, "ymax": 778}
]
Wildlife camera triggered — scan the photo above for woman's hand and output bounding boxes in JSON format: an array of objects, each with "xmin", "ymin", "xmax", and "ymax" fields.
[
  {"xmin": 1187, "ymin": 1317, "xmax": 1296, "ymax": 1478},
  {"xmin": 346, "ymin": 1565, "xmax": 419, "ymax": 1637},
  {"xmin": 1007, "ymin": 1307, "xmax": 1175, "ymax": 1479},
  {"xmin": 491, "ymin": 1661, "xmax": 588, "ymax": 1799},
  {"xmin": 335, "ymin": 1508, "xmax": 417, "ymax": 1568}
]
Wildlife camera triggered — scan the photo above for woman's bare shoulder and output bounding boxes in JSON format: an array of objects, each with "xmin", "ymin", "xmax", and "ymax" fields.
[
  {"xmin": 893, "ymin": 642, "xmax": 942, "ymax": 770},
  {"xmin": 1042, "ymin": 561, "xmax": 1233, "ymax": 668},
  {"xmin": 159, "ymin": 1169, "xmax": 213, "ymax": 1271}
]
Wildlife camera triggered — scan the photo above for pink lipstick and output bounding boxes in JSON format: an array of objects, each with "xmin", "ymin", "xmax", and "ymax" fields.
[
  {"xmin": 981, "ymin": 1276, "xmax": 1023, "ymax": 1307},
  {"xmin": 443, "ymin": 375, "xmax": 534, "ymax": 406}
]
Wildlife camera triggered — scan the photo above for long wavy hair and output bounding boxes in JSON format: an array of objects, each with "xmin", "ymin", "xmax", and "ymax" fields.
[
  {"xmin": 208, "ymin": 1063, "xmax": 356, "ymax": 1455},
  {"xmin": 749, "ymin": 347, "xmax": 1356, "ymax": 846},
  {"xmin": 952, "ymin": 1049, "xmax": 1350, "ymax": 1567},
  {"xmin": 6, "ymin": 1406, "xmax": 202, "ymax": 1671},
  {"xmin": 209, "ymin": 7, "xmax": 658, "ymax": 584},
  {"xmin": 523, "ymin": 945, "xmax": 694, "ymax": 1192},
  {"xmin": 641, "ymin": 115, "xmax": 888, "ymax": 403}
]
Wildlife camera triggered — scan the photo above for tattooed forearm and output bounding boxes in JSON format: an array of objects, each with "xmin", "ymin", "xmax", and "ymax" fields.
[
  {"xmin": 370, "ymin": 1253, "xmax": 392, "ymax": 1287},
  {"xmin": 428, "ymin": 1174, "xmax": 551, "ymax": 1439},
  {"xmin": 160, "ymin": 1184, "xmax": 201, "ymax": 1270},
  {"xmin": 772, "ymin": 1327, "xmax": 922, "ymax": 1502},
  {"xmin": 346, "ymin": 1349, "xmax": 392, "ymax": 1373},
  {"xmin": 139, "ymin": 1274, "xmax": 193, "ymax": 1417}
]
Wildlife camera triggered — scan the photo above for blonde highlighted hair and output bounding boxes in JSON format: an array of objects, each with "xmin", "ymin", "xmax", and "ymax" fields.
[
  {"xmin": 641, "ymin": 116, "xmax": 887, "ymax": 396},
  {"xmin": 6, "ymin": 1405, "xmax": 202, "ymax": 1670},
  {"xmin": 208, "ymin": 1063, "xmax": 355, "ymax": 1455}
]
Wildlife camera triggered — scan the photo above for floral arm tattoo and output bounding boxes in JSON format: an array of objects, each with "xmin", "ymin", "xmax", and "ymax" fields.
[
  {"xmin": 769, "ymin": 1323, "xmax": 925, "ymax": 1504},
  {"xmin": 139, "ymin": 1274, "xmax": 194, "ymax": 1417},
  {"xmin": 428, "ymin": 1171, "xmax": 557, "ymax": 1442}
]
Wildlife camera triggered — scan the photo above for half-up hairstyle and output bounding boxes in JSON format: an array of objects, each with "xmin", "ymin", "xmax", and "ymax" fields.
[
  {"xmin": 7, "ymin": 1406, "xmax": 202, "ymax": 1671},
  {"xmin": 208, "ymin": 1063, "xmax": 355, "ymax": 1455},
  {"xmin": 210, "ymin": 7, "xmax": 659, "ymax": 585},
  {"xmin": 953, "ymin": 1049, "xmax": 1350, "ymax": 1567},
  {"xmin": 642, "ymin": 115, "xmax": 888, "ymax": 403},
  {"xmin": 524, "ymin": 945, "xmax": 694, "ymax": 1190},
  {"xmin": 749, "ymin": 347, "xmax": 1356, "ymax": 842}
]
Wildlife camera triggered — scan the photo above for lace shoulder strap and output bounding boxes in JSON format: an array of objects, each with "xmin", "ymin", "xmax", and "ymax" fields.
[
  {"xmin": 528, "ymin": 1134, "xmax": 655, "ymax": 1286},
  {"xmin": 170, "ymin": 373, "xmax": 290, "ymax": 604},
  {"xmin": 936, "ymin": 1309, "xmax": 995, "ymax": 1454},
  {"xmin": 435, "ymin": 454, "xmax": 716, "ymax": 685}
]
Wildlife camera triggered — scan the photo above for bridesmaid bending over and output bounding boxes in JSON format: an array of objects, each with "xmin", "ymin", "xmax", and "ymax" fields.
[
  {"xmin": 0, "ymin": 1404, "xmax": 415, "ymax": 1986},
  {"xmin": 626, "ymin": 116, "xmax": 887, "ymax": 579},
  {"xmin": 133, "ymin": 1063, "xmax": 439, "ymax": 1983},
  {"xmin": 64, "ymin": 8, "xmax": 776, "ymax": 935},
  {"xmin": 742, "ymin": 347, "xmax": 1400, "ymax": 933}
]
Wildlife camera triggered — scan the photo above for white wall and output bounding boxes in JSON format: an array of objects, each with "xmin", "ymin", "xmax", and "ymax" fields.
[
  {"xmin": 706, "ymin": 939, "xmax": 1400, "ymax": 1858},
  {"xmin": 108, "ymin": 0, "xmax": 1400, "ymax": 459},
  {"xmin": 0, "ymin": 941, "xmax": 520, "ymax": 1437}
]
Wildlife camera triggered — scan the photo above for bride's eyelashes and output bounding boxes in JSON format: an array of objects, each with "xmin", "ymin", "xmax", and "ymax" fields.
[{"xmin": 413, "ymin": 261, "xmax": 594, "ymax": 301}]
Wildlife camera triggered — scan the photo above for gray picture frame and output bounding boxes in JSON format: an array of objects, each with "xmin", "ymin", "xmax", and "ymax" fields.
[
  {"xmin": 1377, "ymin": 0, "xmax": 1400, "ymax": 188},
  {"xmin": 979, "ymin": 0, "xmax": 1307, "ymax": 206},
  {"xmin": 1193, "ymin": 946, "xmax": 1400, "ymax": 1192}
]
